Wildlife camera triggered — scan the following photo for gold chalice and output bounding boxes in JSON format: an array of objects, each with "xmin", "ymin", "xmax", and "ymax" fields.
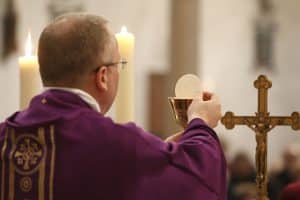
[{"xmin": 168, "ymin": 97, "xmax": 193, "ymax": 128}]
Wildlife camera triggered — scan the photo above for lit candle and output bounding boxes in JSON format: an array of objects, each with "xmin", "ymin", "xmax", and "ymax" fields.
[
  {"xmin": 115, "ymin": 26, "xmax": 135, "ymax": 123},
  {"xmin": 18, "ymin": 32, "xmax": 41, "ymax": 109}
]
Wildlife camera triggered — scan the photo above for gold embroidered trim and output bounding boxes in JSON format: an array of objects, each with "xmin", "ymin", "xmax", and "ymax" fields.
[
  {"xmin": 8, "ymin": 129, "xmax": 16, "ymax": 200},
  {"xmin": 20, "ymin": 176, "xmax": 32, "ymax": 192},
  {"xmin": 49, "ymin": 125, "xmax": 56, "ymax": 200},
  {"xmin": 13, "ymin": 134, "xmax": 46, "ymax": 176},
  {"xmin": 1, "ymin": 128, "xmax": 8, "ymax": 200},
  {"xmin": 2, "ymin": 125, "xmax": 56, "ymax": 200},
  {"xmin": 38, "ymin": 128, "xmax": 46, "ymax": 200}
]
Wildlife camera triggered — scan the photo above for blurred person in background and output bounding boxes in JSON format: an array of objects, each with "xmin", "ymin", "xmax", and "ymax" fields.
[
  {"xmin": 228, "ymin": 152, "xmax": 256, "ymax": 200},
  {"xmin": 269, "ymin": 145, "xmax": 300, "ymax": 200}
]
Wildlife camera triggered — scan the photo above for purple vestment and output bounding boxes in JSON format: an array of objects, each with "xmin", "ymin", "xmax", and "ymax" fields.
[{"xmin": 0, "ymin": 90, "xmax": 227, "ymax": 200}]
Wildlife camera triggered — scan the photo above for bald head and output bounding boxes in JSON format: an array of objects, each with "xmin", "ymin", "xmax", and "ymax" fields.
[{"xmin": 38, "ymin": 13, "xmax": 115, "ymax": 86}]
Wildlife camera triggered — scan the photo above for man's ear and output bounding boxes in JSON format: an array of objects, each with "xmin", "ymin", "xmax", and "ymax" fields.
[{"xmin": 96, "ymin": 66, "xmax": 108, "ymax": 91}]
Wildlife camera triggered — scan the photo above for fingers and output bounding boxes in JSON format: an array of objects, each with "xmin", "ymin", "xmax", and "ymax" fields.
[
  {"xmin": 187, "ymin": 91, "xmax": 222, "ymax": 128},
  {"xmin": 194, "ymin": 91, "xmax": 215, "ymax": 101},
  {"xmin": 203, "ymin": 91, "xmax": 213, "ymax": 101},
  {"xmin": 203, "ymin": 91, "xmax": 219, "ymax": 103},
  {"xmin": 211, "ymin": 94, "xmax": 220, "ymax": 105}
]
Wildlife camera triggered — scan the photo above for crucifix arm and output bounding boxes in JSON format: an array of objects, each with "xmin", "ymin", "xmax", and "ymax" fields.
[
  {"xmin": 269, "ymin": 112, "xmax": 300, "ymax": 130},
  {"xmin": 221, "ymin": 112, "xmax": 257, "ymax": 129}
]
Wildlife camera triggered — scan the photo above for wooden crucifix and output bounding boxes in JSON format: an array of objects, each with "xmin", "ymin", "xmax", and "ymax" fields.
[{"xmin": 221, "ymin": 75, "xmax": 300, "ymax": 200}]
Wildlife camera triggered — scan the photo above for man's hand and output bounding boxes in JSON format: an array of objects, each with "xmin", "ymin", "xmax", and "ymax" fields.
[{"xmin": 187, "ymin": 92, "xmax": 222, "ymax": 128}]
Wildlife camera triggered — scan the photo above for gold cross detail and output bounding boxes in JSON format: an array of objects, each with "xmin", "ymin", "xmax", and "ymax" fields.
[
  {"xmin": 221, "ymin": 75, "xmax": 300, "ymax": 200},
  {"xmin": 14, "ymin": 138, "xmax": 43, "ymax": 171}
]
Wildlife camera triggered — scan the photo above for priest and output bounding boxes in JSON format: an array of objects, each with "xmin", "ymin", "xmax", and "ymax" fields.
[{"xmin": 0, "ymin": 13, "xmax": 227, "ymax": 200}]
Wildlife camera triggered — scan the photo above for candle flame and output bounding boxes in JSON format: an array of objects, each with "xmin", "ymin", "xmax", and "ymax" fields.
[
  {"xmin": 121, "ymin": 26, "xmax": 128, "ymax": 34},
  {"xmin": 25, "ymin": 32, "xmax": 33, "ymax": 56}
]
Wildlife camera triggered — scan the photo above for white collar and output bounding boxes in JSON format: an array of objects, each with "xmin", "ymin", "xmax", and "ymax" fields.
[{"xmin": 43, "ymin": 87, "xmax": 101, "ymax": 113}]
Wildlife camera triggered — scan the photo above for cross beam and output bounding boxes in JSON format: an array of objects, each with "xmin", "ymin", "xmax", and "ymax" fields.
[{"xmin": 221, "ymin": 75, "xmax": 300, "ymax": 200}]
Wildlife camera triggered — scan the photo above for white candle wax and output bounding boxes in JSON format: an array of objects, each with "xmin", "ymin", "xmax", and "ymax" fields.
[
  {"xmin": 19, "ymin": 32, "xmax": 41, "ymax": 109},
  {"xmin": 115, "ymin": 26, "xmax": 135, "ymax": 123}
]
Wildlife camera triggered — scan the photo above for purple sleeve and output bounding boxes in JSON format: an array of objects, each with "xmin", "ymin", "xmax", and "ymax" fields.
[
  {"xmin": 118, "ymin": 118, "xmax": 227, "ymax": 196},
  {"xmin": 0, "ymin": 122, "xmax": 5, "ymax": 138},
  {"xmin": 0, "ymin": 123, "xmax": 5, "ymax": 161},
  {"xmin": 170, "ymin": 118, "xmax": 227, "ymax": 195}
]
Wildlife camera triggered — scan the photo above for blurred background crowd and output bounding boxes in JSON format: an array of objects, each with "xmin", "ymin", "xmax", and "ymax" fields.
[{"xmin": 223, "ymin": 140, "xmax": 300, "ymax": 200}]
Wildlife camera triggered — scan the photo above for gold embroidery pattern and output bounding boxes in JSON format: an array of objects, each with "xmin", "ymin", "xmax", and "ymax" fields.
[
  {"xmin": 1, "ymin": 128, "xmax": 8, "ymax": 200},
  {"xmin": 38, "ymin": 129, "xmax": 46, "ymax": 200},
  {"xmin": 12, "ymin": 134, "xmax": 46, "ymax": 175},
  {"xmin": 49, "ymin": 125, "xmax": 55, "ymax": 200},
  {"xmin": 2, "ymin": 126, "xmax": 55, "ymax": 199},
  {"xmin": 9, "ymin": 129, "xmax": 16, "ymax": 200},
  {"xmin": 20, "ymin": 176, "xmax": 32, "ymax": 192}
]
